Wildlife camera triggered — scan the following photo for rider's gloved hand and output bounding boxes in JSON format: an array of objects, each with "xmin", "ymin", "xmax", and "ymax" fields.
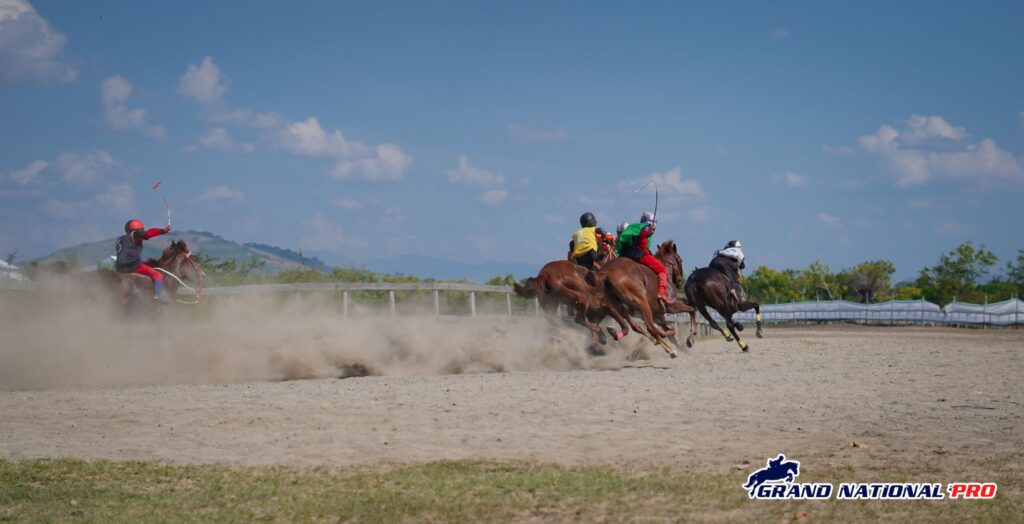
[{"xmin": 163, "ymin": 225, "xmax": 172, "ymax": 233}]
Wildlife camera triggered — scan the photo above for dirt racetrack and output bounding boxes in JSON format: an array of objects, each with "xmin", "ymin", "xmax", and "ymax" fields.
[{"xmin": 1, "ymin": 319, "xmax": 1021, "ymax": 476}]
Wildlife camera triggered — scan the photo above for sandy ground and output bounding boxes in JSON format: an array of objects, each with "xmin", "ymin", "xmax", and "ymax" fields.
[{"xmin": 1, "ymin": 322, "xmax": 1021, "ymax": 475}]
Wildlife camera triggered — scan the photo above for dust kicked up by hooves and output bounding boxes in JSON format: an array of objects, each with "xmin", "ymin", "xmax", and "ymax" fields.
[{"xmin": 0, "ymin": 285, "xmax": 639, "ymax": 391}]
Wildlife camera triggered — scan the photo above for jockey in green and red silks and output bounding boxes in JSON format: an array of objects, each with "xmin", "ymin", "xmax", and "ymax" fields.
[
  {"xmin": 115, "ymin": 218, "xmax": 171, "ymax": 301},
  {"xmin": 616, "ymin": 212, "xmax": 671, "ymax": 302}
]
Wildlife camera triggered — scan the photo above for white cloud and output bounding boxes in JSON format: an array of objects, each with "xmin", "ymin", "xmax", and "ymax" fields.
[
  {"xmin": 780, "ymin": 171, "xmax": 809, "ymax": 188},
  {"xmin": 95, "ymin": 183, "xmax": 133, "ymax": 211},
  {"xmin": 686, "ymin": 206, "xmax": 718, "ymax": 223},
  {"xmin": 198, "ymin": 127, "xmax": 241, "ymax": 153},
  {"xmin": 817, "ymin": 211, "xmax": 842, "ymax": 230},
  {"xmin": 479, "ymin": 189, "xmax": 507, "ymax": 206},
  {"xmin": 54, "ymin": 150, "xmax": 116, "ymax": 185},
  {"xmin": 303, "ymin": 214, "xmax": 347, "ymax": 250},
  {"xmin": 278, "ymin": 117, "xmax": 371, "ymax": 158},
  {"xmin": 935, "ymin": 219, "xmax": 968, "ymax": 235},
  {"xmin": 821, "ymin": 144, "xmax": 856, "ymax": 157},
  {"xmin": 330, "ymin": 197, "xmax": 363, "ymax": 209},
  {"xmin": 192, "ymin": 185, "xmax": 244, "ymax": 206},
  {"xmin": 857, "ymin": 115, "xmax": 1023, "ymax": 187},
  {"xmin": 332, "ymin": 143, "xmax": 412, "ymax": 181},
  {"xmin": 210, "ymin": 108, "xmax": 285, "ymax": 129},
  {"xmin": 447, "ymin": 155, "xmax": 504, "ymax": 186},
  {"xmin": 902, "ymin": 114, "xmax": 966, "ymax": 144},
  {"xmin": 770, "ymin": 28, "xmax": 790, "ymax": 38},
  {"xmin": 620, "ymin": 166, "xmax": 704, "ymax": 201},
  {"xmin": 100, "ymin": 75, "xmax": 164, "ymax": 139},
  {"xmin": 7, "ymin": 159, "xmax": 46, "ymax": 185},
  {"xmin": 0, "ymin": 0, "xmax": 76, "ymax": 84},
  {"xmin": 178, "ymin": 56, "xmax": 229, "ymax": 105},
  {"xmin": 507, "ymin": 123, "xmax": 570, "ymax": 142}
]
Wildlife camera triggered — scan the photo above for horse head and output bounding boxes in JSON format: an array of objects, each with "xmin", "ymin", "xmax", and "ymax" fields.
[
  {"xmin": 158, "ymin": 240, "xmax": 206, "ymax": 291},
  {"xmin": 657, "ymin": 240, "xmax": 684, "ymax": 289}
]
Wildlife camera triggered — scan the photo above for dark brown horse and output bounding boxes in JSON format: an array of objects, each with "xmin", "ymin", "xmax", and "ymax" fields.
[
  {"xmin": 590, "ymin": 240, "xmax": 697, "ymax": 358},
  {"xmin": 513, "ymin": 260, "xmax": 633, "ymax": 349},
  {"xmin": 684, "ymin": 266, "xmax": 762, "ymax": 351},
  {"xmin": 96, "ymin": 240, "xmax": 206, "ymax": 308}
]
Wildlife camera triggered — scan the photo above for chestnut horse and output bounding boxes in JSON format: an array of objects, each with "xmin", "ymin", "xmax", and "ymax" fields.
[
  {"xmin": 95, "ymin": 240, "xmax": 206, "ymax": 308},
  {"xmin": 513, "ymin": 260, "xmax": 633, "ymax": 350},
  {"xmin": 589, "ymin": 240, "xmax": 697, "ymax": 358}
]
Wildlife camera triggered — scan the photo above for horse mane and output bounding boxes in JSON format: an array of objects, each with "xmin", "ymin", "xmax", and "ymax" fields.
[{"xmin": 146, "ymin": 240, "xmax": 189, "ymax": 268}]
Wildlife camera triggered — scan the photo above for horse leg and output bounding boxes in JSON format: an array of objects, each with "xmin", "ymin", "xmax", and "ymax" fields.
[
  {"xmin": 605, "ymin": 304, "xmax": 632, "ymax": 341},
  {"xmin": 724, "ymin": 314, "xmax": 749, "ymax": 352},
  {"xmin": 686, "ymin": 309, "xmax": 697, "ymax": 348},
  {"xmin": 738, "ymin": 300, "xmax": 763, "ymax": 338},
  {"xmin": 635, "ymin": 297, "xmax": 676, "ymax": 358},
  {"xmin": 573, "ymin": 304, "xmax": 605, "ymax": 349},
  {"xmin": 699, "ymin": 305, "xmax": 733, "ymax": 342}
]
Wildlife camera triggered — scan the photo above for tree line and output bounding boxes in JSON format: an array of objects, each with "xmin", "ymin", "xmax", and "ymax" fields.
[{"xmin": 744, "ymin": 242, "xmax": 1023, "ymax": 304}]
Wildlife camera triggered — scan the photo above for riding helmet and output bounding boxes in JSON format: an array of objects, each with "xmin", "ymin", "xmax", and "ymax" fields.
[
  {"xmin": 579, "ymin": 212, "xmax": 596, "ymax": 228},
  {"xmin": 640, "ymin": 211, "xmax": 655, "ymax": 223},
  {"xmin": 595, "ymin": 227, "xmax": 606, "ymax": 237},
  {"xmin": 726, "ymin": 240, "xmax": 742, "ymax": 248},
  {"xmin": 124, "ymin": 219, "xmax": 144, "ymax": 233}
]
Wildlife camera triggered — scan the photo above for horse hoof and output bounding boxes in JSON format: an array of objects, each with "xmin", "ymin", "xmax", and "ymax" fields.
[
  {"xmin": 669, "ymin": 352, "xmax": 678, "ymax": 359},
  {"xmin": 756, "ymin": 331, "xmax": 764, "ymax": 339},
  {"xmin": 735, "ymin": 322, "xmax": 744, "ymax": 332},
  {"xmin": 587, "ymin": 346, "xmax": 606, "ymax": 357},
  {"xmin": 685, "ymin": 336, "xmax": 694, "ymax": 348},
  {"xmin": 741, "ymin": 345, "xmax": 750, "ymax": 352},
  {"xmin": 725, "ymin": 336, "xmax": 734, "ymax": 342}
]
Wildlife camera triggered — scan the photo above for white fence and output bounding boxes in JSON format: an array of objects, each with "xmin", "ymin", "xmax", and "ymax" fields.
[{"xmin": 1, "ymin": 280, "xmax": 1020, "ymax": 326}]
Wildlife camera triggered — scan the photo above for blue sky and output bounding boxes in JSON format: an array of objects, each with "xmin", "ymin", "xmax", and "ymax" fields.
[{"xmin": 1, "ymin": 0, "xmax": 1021, "ymax": 280}]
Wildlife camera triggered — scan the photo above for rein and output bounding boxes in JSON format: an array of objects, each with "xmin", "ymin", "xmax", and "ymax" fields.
[{"xmin": 154, "ymin": 250, "xmax": 206, "ymax": 305}]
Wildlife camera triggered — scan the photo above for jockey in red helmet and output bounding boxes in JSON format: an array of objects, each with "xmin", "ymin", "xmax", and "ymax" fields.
[{"xmin": 115, "ymin": 219, "xmax": 171, "ymax": 302}]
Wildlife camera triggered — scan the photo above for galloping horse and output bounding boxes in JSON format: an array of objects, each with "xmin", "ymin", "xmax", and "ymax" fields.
[
  {"xmin": 96, "ymin": 240, "xmax": 206, "ymax": 308},
  {"xmin": 513, "ymin": 260, "xmax": 633, "ymax": 350},
  {"xmin": 590, "ymin": 240, "xmax": 697, "ymax": 358},
  {"xmin": 684, "ymin": 266, "xmax": 762, "ymax": 351}
]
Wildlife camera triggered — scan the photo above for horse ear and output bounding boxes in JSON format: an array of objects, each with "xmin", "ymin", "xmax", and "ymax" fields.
[{"xmin": 672, "ymin": 241, "xmax": 677, "ymax": 254}]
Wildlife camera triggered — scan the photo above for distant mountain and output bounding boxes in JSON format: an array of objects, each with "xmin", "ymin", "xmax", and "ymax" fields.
[
  {"xmin": 32, "ymin": 231, "xmax": 329, "ymax": 273},
  {"xmin": 32, "ymin": 232, "xmax": 541, "ymax": 282},
  {"xmin": 364, "ymin": 254, "xmax": 538, "ymax": 282}
]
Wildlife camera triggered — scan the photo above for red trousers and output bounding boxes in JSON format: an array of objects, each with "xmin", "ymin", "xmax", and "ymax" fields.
[
  {"xmin": 631, "ymin": 253, "xmax": 668, "ymax": 298},
  {"xmin": 134, "ymin": 263, "xmax": 163, "ymax": 281}
]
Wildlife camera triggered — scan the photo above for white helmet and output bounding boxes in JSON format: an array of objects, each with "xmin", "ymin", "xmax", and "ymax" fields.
[
  {"xmin": 640, "ymin": 211, "xmax": 655, "ymax": 224},
  {"xmin": 726, "ymin": 240, "xmax": 741, "ymax": 249}
]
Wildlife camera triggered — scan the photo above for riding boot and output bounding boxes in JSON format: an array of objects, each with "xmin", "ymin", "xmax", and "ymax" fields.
[
  {"xmin": 153, "ymin": 279, "xmax": 167, "ymax": 302},
  {"xmin": 657, "ymin": 272, "xmax": 669, "ymax": 302}
]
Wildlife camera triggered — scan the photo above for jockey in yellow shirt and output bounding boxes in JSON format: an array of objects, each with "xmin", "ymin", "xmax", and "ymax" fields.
[{"xmin": 567, "ymin": 212, "xmax": 599, "ymax": 270}]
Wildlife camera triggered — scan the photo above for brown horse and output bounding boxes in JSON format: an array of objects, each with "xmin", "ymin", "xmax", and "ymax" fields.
[
  {"xmin": 591, "ymin": 240, "xmax": 697, "ymax": 358},
  {"xmin": 513, "ymin": 260, "xmax": 633, "ymax": 350},
  {"xmin": 96, "ymin": 240, "xmax": 206, "ymax": 308},
  {"xmin": 684, "ymin": 266, "xmax": 762, "ymax": 351}
]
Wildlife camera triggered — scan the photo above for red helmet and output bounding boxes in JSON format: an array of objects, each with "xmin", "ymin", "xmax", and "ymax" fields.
[{"xmin": 125, "ymin": 219, "xmax": 144, "ymax": 233}]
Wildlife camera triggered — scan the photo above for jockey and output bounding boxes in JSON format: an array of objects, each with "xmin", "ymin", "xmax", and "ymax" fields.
[
  {"xmin": 568, "ymin": 212, "xmax": 599, "ymax": 270},
  {"xmin": 115, "ymin": 219, "xmax": 171, "ymax": 302},
  {"xmin": 615, "ymin": 212, "xmax": 681, "ymax": 307},
  {"xmin": 710, "ymin": 240, "xmax": 746, "ymax": 301}
]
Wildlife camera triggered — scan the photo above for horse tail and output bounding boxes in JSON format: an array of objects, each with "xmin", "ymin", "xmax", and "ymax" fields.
[{"xmin": 513, "ymin": 278, "xmax": 540, "ymax": 299}]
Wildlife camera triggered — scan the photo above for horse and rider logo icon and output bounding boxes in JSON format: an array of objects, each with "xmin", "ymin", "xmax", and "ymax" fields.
[{"xmin": 743, "ymin": 454, "xmax": 801, "ymax": 495}]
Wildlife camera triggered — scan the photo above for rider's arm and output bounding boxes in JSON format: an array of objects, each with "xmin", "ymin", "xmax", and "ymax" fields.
[{"xmin": 142, "ymin": 228, "xmax": 166, "ymax": 240}]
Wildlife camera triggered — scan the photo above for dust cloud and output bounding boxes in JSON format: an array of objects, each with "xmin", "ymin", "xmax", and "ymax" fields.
[{"xmin": 0, "ymin": 283, "xmax": 633, "ymax": 391}]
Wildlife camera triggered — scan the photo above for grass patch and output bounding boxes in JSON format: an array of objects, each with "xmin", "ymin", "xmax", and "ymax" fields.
[{"xmin": 0, "ymin": 459, "xmax": 1019, "ymax": 523}]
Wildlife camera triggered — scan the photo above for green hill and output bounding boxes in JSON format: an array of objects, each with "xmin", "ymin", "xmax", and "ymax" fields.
[{"xmin": 32, "ymin": 231, "xmax": 329, "ymax": 273}]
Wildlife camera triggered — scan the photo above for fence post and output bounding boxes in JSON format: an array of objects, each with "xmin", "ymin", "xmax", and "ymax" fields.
[
  {"xmin": 984, "ymin": 295, "xmax": 988, "ymax": 329},
  {"xmin": 506, "ymin": 292, "xmax": 512, "ymax": 316},
  {"xmin": 470, "ymin": 291, "xmax": 476, "ymax": 317},
  {"xmin": 389, "ymin": 290, "xmax": 396, "ymax": 317},
  {"xmin": 433, "ymin": 288, "xmax": 440, "ymax": 317},
  {"xmin": 534, "ymin": 298, "xmax": 540, "ymax": 317},
  {"xmin": 342, "ymin": 291, "xmax": 349, "ymax": 319}
]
